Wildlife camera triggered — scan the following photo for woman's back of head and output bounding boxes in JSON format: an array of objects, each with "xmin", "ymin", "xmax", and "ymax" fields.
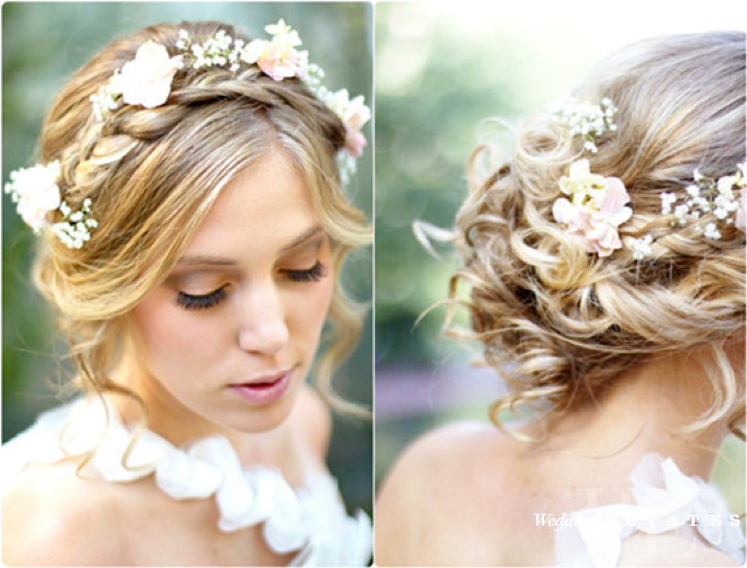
[{"xmin": 452, "ymin": 31, "xmax": 746, "ymax": 437}]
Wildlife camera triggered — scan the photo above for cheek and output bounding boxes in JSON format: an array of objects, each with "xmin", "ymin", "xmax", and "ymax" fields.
[
  {"xmin": 131, "ymin": 293, "xmax": 222, "ymax": 371},
  {"xmin": 289, "ymin": 279, "xmax": 335, "ymax": 346}
]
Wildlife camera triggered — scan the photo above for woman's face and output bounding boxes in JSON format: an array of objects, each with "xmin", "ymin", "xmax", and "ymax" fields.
[{"xmin": 129, "ymin": 149, "xmax": 334, "ymax": 437}]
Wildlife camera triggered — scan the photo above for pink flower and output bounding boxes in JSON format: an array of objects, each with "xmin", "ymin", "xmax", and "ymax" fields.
[
  {"xmin": 552, "ymin": 160, "xmax": 632, "ymax": 257},
  {"xmin": 326, "ymin": 89, "xmax": 371, "ymax": 158},
  {"xmin": 108, "ymin": 41, "xmax": 183, "ymax": 108},
  {"xmin": 242, "ymin": 39, "xmax": 307, "ymax": 81},
  {"xmin": 590, "ymin": 177, "xmax": 633, "ymax": 225},
  {"xmin": 259, "ymin": 43, "xmax": 307, "ymax": 80},
  {"xmin": 6, "ymin": 162, "xmax": 62, "ymax": 232},
  {"xmin": 242, "ymin": 21, "xmax": 307, "ymax": 81},
  {"xmin": 344, "ymin": 130, "xmax": 368, "ymax": 159}
]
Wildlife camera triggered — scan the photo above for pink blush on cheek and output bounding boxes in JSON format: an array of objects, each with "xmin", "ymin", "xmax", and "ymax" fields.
[{"xmin": 131, "ymin": 293, "xmax": 226, "ymax": 378}]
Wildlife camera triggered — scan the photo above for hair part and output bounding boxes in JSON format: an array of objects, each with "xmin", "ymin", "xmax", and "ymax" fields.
[{"xmin": 32, "ymin": 21, "xmax": 370, "ymax": 423}]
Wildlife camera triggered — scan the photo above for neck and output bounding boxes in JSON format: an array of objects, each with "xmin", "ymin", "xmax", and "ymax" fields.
[
  {"xmin": 527, "ymin": 343, "xmax": 736, "ymax": 480},
  {"xmin": 108, "ymin": 355, "xmax": 292, "ymax": 468}
]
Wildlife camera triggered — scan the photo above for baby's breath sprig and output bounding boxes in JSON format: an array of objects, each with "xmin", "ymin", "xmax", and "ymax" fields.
[
  {"xmin": 627, "ymin": 234, "xmax": 654, "ymax": 261},
  {"xmin": 661, "ymin": 165, "xmax": 745, "ymax": 238},
  {"xmin": 625, "ymin": 164, "xmax": 746, "ymax": 260},
  {"xmin": 549, "ymin": 97, "xmax": 617, "ymax": 153},
  {"xmin": 51, "ymin": 199, "xmax": 98, "ymax": 250},
  {"xmin": 176, "ymin": 29, "xmax": 237, "ymax": 70}
]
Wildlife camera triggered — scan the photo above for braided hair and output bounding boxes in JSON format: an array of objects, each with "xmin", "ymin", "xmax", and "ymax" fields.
[{"xmin": 33, "ymin": 21, "xmax": 369, "ymax": 412}]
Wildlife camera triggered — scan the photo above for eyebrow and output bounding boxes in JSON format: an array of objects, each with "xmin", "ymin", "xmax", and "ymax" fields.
[
  {"xmin": 176, "ymin": 255, "xmax": 237, "ymax": 267},
  {"xmin": 176, "ymin": 225, "xmax": 325, "ymax": 267},
  {"xmin": 278, "ymin": 225, "xmax": 325, "ymax": 254}
]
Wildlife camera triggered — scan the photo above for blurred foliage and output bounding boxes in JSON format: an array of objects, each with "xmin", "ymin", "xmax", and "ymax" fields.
[
  {"xmin": 374, "ymin": 2, "xmax": 530, "ymax": 485},
  {"xmin": 2, "ymin": 1, "xmax": 372, "ymax": 516},
  {"xmin": 375, "ymin": 4, "xmax": 533, "ymax": 371}
]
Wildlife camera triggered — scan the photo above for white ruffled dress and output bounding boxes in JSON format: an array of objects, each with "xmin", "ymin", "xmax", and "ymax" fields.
[
  {"xmin": 1, "ymin": 398, "xmax": 372, "ymax": 566},
  {"xmin": 554, "ymin": 453, "xmax": 745, "ymax": 567}
]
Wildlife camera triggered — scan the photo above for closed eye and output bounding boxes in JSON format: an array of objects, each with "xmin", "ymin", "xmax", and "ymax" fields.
[
  {"xmin": 284, "ymin": 261, "xmax": 328, "ymax": 283},
  {"xmin": 176, "ymin": 287, "xmax": 227, "ymax": 310}
]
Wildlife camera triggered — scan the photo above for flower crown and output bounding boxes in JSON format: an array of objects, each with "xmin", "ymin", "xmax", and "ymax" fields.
[
  {"xmin": 549, "ymin": 99, "xmax": 745, "ymax": 259},
  {"xmin": 6, "ymin": 20, "xmax": 370, "ymax": 249},
  {"xmin": 91, "ymin": 20, "xmax": 370, "ymax": 167}
]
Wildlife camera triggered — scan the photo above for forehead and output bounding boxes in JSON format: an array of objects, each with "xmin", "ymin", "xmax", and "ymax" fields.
[{"xmin": 184, "ymin": 150, "xmax": 319, "ymax": 258}]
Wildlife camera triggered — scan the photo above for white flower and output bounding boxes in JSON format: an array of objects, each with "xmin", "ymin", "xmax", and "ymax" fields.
[
  {"xmin": 265, "ymin": 19, "xmax": 302, "ymax": 47},
  {"xmin": 4, "ymin": 161, "xmax": 62, "ymax": 232},
  {"xmin": 627, "ymin": 234, "xmax": 654, "ymax": 260},
  {"xmin": 704, "ymin": 222, "xmax": 721, "ymax": 240},
  {"xmin": 693, "ymin": 196, "xmax": 710, "ymax": 211},
  {"xmin": 674, "ymin": 204, "xmax": 690, "ymax": 225},
  {"xmin": 661, "ymin": 192, "xmax": 677, "ymax": 215},
  {"xmin": 685, "ymin": 184, "xmax": 700, "ymax": 198},
  {"xmin": 90, "ymin": 85, "xmax": 121, "ymax": 121},
  {"xmin": 558, "ymin": 159, "xmax": 607, "ymax": 202},
  {"xmin": 717, "ymin": 174, "xmax": 738, "ymax": 196},
  {"xmin": 108, "ymin": 41, "xmax": 183, "ymax": 109},
  {"xmin": 175, "ymin": 29, "xmax": 190, "ymax": 50},
  {"xmin": 51, "ymin": 198, "xmax": 97, "ymax": 249}
]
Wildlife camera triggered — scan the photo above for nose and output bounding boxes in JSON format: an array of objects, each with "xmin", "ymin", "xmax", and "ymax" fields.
[{"xmin": 237, "ymin": 281, "xmax": 289, "ymax": 355}]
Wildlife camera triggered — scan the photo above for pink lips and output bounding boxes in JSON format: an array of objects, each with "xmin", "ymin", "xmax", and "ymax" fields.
[{"xmin": 229, "ymin": 370, "xmax": 292, "ymax": 405}]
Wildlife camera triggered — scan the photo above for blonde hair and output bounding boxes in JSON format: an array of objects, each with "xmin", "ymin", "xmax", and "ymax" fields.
[
  {"xmin": 32, "ymin": 21, "xmax": 370, "ymax": 416},
  {"xmin": 449, "ymin": 31, "xmax": 746, "ymax": 438}
]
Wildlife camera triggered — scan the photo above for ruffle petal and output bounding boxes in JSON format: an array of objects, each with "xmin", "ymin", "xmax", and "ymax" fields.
[
  {"xmin": 264, "ymin": 472, "xmax": 307, "ymax": 553},
  {"xmin": 555, "ymin": 453, "xmax": 745, "ymax": 567},
  {"xmin": 1, "ymin": 398, "xmax": 372, "ymax": 566},
  {"xmin": 155, "ymin": 444, "xmax": 223, "ymax": 500}
]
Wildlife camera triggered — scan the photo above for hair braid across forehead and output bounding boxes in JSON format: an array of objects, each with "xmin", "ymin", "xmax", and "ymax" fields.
[
  {"xmin": 39, "ymin": 19, "xmax": 365, "ymax": 207},
  {"xmin": 15, "ymin": 19, "xmax": 371, "ymax": 413}
]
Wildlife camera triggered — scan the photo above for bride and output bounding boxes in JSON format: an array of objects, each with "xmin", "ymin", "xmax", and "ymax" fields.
[
  {"xmin": 376, "ymin": 31, "xmax": 745, "ymax": 566},
  {"xmin": 2, "ymin": 19, "xmax": 371, "ymax": 566}
]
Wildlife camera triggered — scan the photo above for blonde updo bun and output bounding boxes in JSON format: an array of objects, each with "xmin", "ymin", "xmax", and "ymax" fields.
[
  {"xmin": 32, "ymin": 21, "xmax": 370, "ymax": 412},
  {"xmin": 450, "ymin": 31, "xmax": 746, "ymax": 437}
]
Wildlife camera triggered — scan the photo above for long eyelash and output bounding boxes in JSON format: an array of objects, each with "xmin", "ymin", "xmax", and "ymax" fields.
[
  {"xmin": 176, "ymin": 287, "xmax": 227, "ymax": 311},
  {"xmin": 285, "ymin": 261, "xmax": 328, "ymax": 283}
]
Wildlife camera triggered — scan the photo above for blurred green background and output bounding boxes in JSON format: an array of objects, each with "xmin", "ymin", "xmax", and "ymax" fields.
[
  {"xmin": 374, "ymin": 0, "xmax": 746, "ymax": 517},
  {"xmin": 1, "ymin": 2, "xmax": 372, "ymax": 517}
]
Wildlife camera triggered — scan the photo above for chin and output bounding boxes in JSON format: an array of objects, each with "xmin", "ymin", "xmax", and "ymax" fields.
[
  {"xmin": 218, "ymin": 391, "xmax": 300, "ymax": 435},
  {"xmin": 230, "ymin": 409, "xmax": 293, "ymax": 434}
]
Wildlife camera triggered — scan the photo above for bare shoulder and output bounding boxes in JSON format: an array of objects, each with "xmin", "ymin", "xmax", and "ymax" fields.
[
  {"xmin": 379, "ymin": 420, "xmax": 507, "ymax": 487},
  {"xmin": 288, "ymin": 383, "xmax": 333, "ymax": 460},
  {"xmin": 2, "ymin": 461, "xmax": 131, "ymax": 566},
  {"xmin": 375, "ymin": 420, "xmax": 521, "ymax": 566}
]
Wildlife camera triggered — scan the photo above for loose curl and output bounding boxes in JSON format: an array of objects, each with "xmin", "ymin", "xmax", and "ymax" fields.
[
  {"xmin": 30, "ymin": 21, "xmax": 370, "ymax": 435},
  {"xmin": 447, "ymin": 31, "xmax": 746, "ymax": 440}
]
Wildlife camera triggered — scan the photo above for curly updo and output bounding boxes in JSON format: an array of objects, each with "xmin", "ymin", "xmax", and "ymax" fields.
[
  {"xmin": 450, "ymin": 31, "xmax": 746, "ymax": 438},
  {"xmin": 31, "ymin": 21, "xmax": 370, "ymax": 412}
]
